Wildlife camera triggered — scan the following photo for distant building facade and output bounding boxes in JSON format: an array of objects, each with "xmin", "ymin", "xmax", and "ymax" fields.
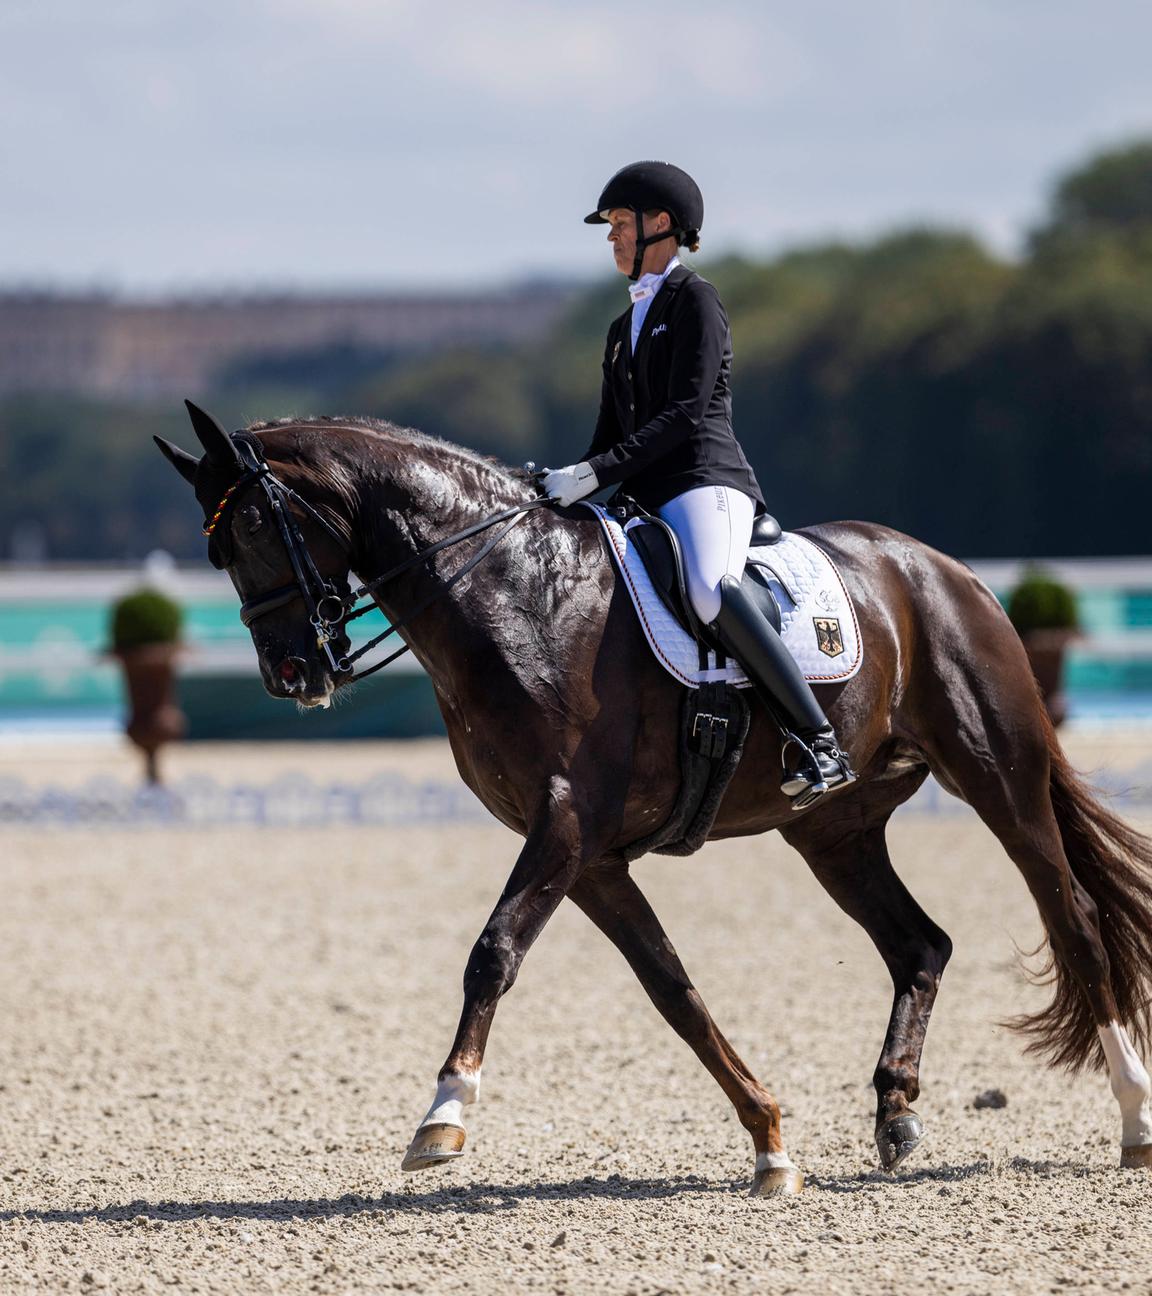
[{"xmin": 0, "ymin": 286, "xmax": 583, "ymax": 400}]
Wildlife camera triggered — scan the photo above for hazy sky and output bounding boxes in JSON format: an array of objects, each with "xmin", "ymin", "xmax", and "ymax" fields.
[{"xmin": 4, "ymin": 0, "xmax": 1152, "ymax": 293}]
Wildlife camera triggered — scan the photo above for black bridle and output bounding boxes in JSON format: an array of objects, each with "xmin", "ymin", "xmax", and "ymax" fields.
[{"xmin": 203, "ymin": 434, "xmax": 550, "ymax": 683}]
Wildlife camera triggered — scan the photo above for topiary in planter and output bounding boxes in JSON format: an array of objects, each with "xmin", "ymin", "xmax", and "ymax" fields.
[
  {"xmin": 110, "ymin": 588, "xmax": 184, "ymax": 652},
  {"xmin": 1006, "ymin": 566, "xmax": 1079, "ymax": 637},
  {"xmin": 1006, "ymin": 566, "xmax": 1079, "ymax": 727},
  {"xmin": 107, "ymin": 587, "xmax": 186, "ymax": 783}
]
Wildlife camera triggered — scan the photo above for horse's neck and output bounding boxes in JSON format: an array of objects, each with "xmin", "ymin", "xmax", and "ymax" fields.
[
  {"xmin": 363, "ymin": 443, "xmax": 530, "ymax": 556},
  {"xmin": 354, "ymin": 440, "xmax": 538, "ymax": 655}
]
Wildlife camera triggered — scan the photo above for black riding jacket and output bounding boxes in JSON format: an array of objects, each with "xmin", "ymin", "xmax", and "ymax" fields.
[{"xmin": 581, "ymin": 264, "xmax": 764, "ymax": 513}]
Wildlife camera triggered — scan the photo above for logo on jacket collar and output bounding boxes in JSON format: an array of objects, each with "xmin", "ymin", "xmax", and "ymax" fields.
[
  {"xmin": 612, "ymin": 341, "xmax": 622, "ymax": 363},
  {"xmin": 651, "ymin": 323, "xmax": 668, "ymax": 337}
]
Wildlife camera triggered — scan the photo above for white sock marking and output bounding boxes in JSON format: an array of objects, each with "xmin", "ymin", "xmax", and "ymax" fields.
[
  {"xmin": 754, "ymin": 1150, "xmax": 797, "ymax": 1174},
  {"xmin": 1099, "ymin": 1023, "xmax": 1152, "ymax": 1147},
  {"xmin": 419, "ymin": 1070, "xmax": 480, "ymax": 1132}
]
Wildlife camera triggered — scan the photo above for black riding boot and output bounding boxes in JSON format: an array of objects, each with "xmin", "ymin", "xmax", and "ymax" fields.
[{"xmin": 710, "ymin": 574, "xmax": 856, "ymax": 808}]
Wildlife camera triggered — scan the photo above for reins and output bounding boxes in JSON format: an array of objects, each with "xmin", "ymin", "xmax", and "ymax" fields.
[
  {"xmin": 339, "ymin": 502, "xmax": 544, "ymax": 679},
  {"xmin": 204, "ymin": 434, "xmax": 551, "ymax": 683}
]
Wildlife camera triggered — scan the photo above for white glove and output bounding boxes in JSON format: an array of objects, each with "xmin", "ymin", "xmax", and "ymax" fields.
[{"xmin": 542, "ymin": 462, "xmax": 599, "ymax": 507}]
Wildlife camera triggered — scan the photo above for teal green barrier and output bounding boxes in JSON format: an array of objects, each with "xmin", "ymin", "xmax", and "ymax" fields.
[{"xmin": 177, "ymin": 671, "xmax": 446, "ymax": 740}]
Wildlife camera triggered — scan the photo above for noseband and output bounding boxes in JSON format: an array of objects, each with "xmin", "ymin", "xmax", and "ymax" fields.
[{"xmin": 201, "ymin": 433, "xmax": 549, "ymax": 682}]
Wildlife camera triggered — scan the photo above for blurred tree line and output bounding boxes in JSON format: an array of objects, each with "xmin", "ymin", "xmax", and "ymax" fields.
[{"xmin": 3, "ymin": 140, "xmax": 1151, "ymax": 562}]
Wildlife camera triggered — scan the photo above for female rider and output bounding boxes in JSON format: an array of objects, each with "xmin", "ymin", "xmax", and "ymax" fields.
[{"xmin": 542, "ymin": 160, "xmax": 855, "ymax": 808}]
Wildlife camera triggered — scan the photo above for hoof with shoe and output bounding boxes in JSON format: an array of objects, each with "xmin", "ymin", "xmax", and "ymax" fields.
[
  {"xmin": 749, "ymin": 1165, "xmax": 805, "ymax": 1197},
  {"xmin": 400, "ymin": 1122, "xmax": 466, "ymax": 1173},
  {"xmin": 1120, "ymin": 1143, "xmax": 1152, "ymax": 1169},
  {"xmin": 876, "ymin": 1111, "xmax": 924, "ymax": 1172}
]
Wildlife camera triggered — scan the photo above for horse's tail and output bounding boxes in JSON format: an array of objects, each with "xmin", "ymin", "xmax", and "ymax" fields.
[{"xmin": 1011, "ymin": 724, "xmax": 1152, "ymax": 1072}]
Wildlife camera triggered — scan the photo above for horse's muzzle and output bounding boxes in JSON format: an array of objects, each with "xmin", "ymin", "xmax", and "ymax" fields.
[{"xmin": 266, "ymin": 654, "xmax": 334, "ymax": 707}]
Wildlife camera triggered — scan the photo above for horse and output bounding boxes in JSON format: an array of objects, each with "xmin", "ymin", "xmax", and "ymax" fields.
[{"xmin": 155, "ymin": 402, "xmax": 1152, "ymax": 1197}]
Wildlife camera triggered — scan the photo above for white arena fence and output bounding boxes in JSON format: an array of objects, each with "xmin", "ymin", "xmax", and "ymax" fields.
[
  {"xmin": 0, "ymin": 772, "xmax": 488, "ymax": 829},
  {"xmin": 1, "ymin": 766, "xmax": 1150, "ymax": 829}
]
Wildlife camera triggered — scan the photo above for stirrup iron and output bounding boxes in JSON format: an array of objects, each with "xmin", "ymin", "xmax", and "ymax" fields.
[{"xmin": 780, "ymin": 731, "xmax": 857, "ymax": 809}]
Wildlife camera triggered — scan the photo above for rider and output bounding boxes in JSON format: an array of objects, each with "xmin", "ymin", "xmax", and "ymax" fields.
[{"xmin": 542, "ymin": 160, "xmax": 856, "ymax": 808}]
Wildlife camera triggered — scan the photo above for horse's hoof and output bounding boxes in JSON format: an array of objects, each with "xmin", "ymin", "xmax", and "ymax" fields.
[
  {"xmin": 876, "ymin": 1112, "xmax": 924, "ymax": 1172},
  {"xmin": 749, "ymin": 1165, "xmax": 805, "ymax": 1197},
  {"xmin": 1120, "ymin": 1143, "xmax": 1152, "ymax": 1169},
  {"xmin": 400, "ymin": 1122, "xmax": 466, "ymax": 1172}
]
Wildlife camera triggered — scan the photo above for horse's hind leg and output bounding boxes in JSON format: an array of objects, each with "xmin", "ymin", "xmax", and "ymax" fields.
[
  {"xmin": 916, "ymin": 631, "xmax": 1152, "ymax": 1167},
  {"xmin": 568, "ymin": 859, "xmax": 804, "ymax": 1197},
  {"xmin": 781, "ymin": 770, "xmax": 952, "ymax": 1171}
]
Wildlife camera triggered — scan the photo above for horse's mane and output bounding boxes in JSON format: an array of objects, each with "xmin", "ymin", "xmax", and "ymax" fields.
[{"xmin": 244, "ymin": 415, "xmax": 531, "ymax": 492}]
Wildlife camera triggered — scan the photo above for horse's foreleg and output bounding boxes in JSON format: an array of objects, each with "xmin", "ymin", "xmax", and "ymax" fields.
[
  {"xmin": 568, "ymin": 859, "xmax": 803, "ymax": 1197},
  {"xmin": 782, "ymin": 807, "xmax": 952, "ymax": 1172},
  {"xmin": 401, "ymin": 780, "xmax": 594, "ymax": 1173}
]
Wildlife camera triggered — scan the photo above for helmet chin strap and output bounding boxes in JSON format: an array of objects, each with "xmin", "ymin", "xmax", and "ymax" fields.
[{"xmin": 629, "ymin": 207, "xmax": 680, "ymax": 281}]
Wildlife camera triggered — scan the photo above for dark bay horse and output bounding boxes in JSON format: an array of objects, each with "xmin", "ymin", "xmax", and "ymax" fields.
[{"xmin": 156, "ymin": 405, "xmax": 1152, "ymax": 1197}]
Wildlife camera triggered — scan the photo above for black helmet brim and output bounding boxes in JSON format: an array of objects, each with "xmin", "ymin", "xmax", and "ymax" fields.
[{"xmin": 582, "ymin": 161, "xmax": 703, "ymax": 233}]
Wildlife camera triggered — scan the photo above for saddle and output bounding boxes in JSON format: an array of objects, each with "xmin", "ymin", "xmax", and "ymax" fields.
[{"xmin": 624, "ymin": 507, "xmax": 784, "ymax": 651}]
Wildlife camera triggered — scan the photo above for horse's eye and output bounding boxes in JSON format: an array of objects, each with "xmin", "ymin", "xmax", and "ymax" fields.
[{"xmin": 239, "ymin": 505, "xmax": 263, "ymax": 535}]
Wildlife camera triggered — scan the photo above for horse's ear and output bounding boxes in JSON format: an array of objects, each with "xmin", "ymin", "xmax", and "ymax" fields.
[
  {"xmin": 184, "ymin": 399, "xmax": 242, "ymax": 467},
  {"xmin": 154, "ymin": 436, "xmax": 200, "ymax": 485}
]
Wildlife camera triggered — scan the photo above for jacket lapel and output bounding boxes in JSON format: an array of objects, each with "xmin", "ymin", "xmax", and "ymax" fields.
[{"xmin": 633, "ymin": 264, "xmax": 692, "ymax": 356}]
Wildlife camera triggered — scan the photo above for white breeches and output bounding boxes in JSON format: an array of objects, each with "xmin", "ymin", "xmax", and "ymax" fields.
[{"xmin": 657, "ymin": 485, "xmax": 756, "ymax": 625}]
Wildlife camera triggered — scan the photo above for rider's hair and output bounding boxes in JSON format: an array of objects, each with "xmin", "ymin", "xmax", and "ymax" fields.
[{"xmin": 643, "ymin": 208, "xmax": 699, "ymax": 253}]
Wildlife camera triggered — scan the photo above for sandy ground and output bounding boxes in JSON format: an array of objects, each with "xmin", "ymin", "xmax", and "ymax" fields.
[{"xmin": 1, "ymin": 731, "xmax": 1150, "ymax": 1295}]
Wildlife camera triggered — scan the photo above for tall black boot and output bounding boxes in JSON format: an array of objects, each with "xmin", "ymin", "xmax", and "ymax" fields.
[{"xmin": 710, "ymin": 574, "xmax": 856, "ymax": 808}]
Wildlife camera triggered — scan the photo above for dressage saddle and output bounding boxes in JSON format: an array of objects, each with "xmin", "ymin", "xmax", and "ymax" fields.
[
  {"xmin": 609, "ymin": 502, "xmax": 857, "ymax": 808},
  {"xmin": 625, "ymin": 509, "xmax": 784, "ymax": 654}
]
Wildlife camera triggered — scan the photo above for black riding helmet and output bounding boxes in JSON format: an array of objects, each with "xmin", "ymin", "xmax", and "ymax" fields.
[{"xmin": 584, "ymin": 161, "xmax": 704, "ymax": 281}]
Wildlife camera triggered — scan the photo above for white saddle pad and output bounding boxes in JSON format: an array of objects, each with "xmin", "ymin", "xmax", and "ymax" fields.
[{"xmin": 585, "ymin": 503, "xmax": 863, "ymax": 689}]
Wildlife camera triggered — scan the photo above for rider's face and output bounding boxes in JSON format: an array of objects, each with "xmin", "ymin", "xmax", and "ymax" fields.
[
  {"xmin": 605, "ymin": 207, "xmax": 673, "ymax": 276},
  {"xmin": 606, "ymin": 209, "xmax": 637, "ymax": 275}
]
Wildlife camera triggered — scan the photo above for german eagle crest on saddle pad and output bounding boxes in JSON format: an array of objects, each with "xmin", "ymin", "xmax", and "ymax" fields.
[
  {"xmin": 813, "ymin": 617, "xmax": 844, "ymax": 658},
  {"xmin": 585, "ymin": 504, "xmax": 863, "ymax": 688}
]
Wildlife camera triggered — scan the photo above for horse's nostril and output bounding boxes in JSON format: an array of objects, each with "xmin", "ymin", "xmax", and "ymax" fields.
[{"xmin": 279, "ymin": 658, "xmax": 303, "ymax": 684}]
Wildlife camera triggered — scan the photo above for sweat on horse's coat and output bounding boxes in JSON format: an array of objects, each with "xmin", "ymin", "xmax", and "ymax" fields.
[{"xmin": 155, "ymin": 407, "xmax": 1152, "ymax": 1193}]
